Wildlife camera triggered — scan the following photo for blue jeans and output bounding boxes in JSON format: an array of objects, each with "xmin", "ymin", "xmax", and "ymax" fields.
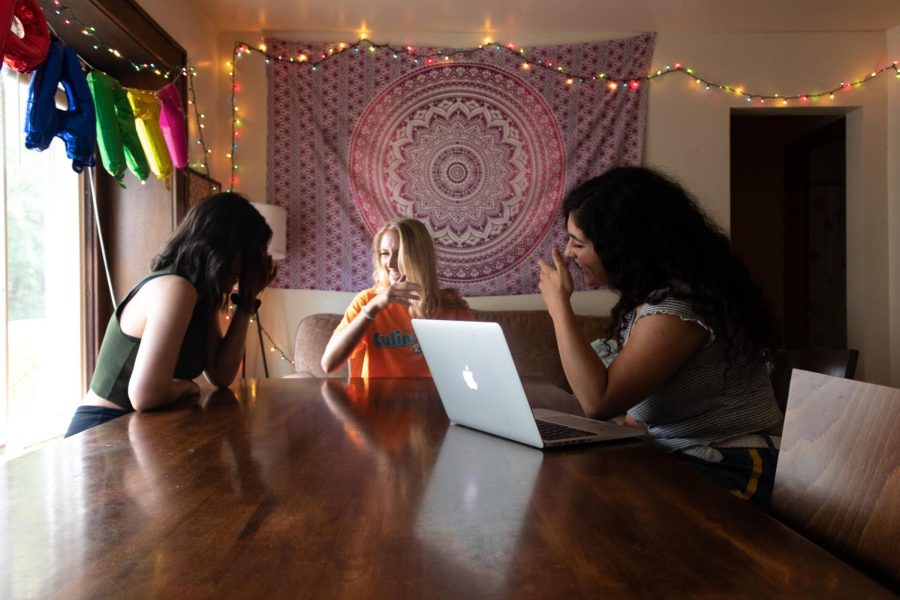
[
  {"xmin": 676, "ymin": 444, "xmax": 779, "ymax": 510},
  {"xmin": 64, "ymin": 405, "xmax": 129, "ymax": 437}
]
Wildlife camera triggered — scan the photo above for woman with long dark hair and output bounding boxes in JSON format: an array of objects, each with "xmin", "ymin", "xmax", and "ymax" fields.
[
  {"xmin": 65, "ymin": 192, "xmax": 275, "ymax": 436},
  {"xmin": 539, "ymin": 166, "xmax": 782, "ymax": 507}
]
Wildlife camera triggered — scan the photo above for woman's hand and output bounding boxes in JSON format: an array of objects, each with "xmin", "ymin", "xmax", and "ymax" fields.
[
  {"xmin": 539, "ymin": 247, "xmax": 575, "ymax": 317},
  {"xmin": 368, "ymin": 275, "xmax": 421, "ymax": 315},
  {"xmin": 174, "ymin": 379, "xmax": 201, "ymax": 402},
  {"xmin": 236, "ymin": 253, "xmax": 276, "ymax": 307}
]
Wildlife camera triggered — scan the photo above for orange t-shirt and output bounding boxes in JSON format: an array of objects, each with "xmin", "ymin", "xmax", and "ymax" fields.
[{"xmin": 336, "ymin": 288, "xmax": 474, "ymax": 378}]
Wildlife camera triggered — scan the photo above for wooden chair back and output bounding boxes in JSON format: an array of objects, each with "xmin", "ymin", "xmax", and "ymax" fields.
[
  {"xmin": 772, "ymin": 370, "xmax": 900, "ymax": 590},
  {"xmin": 769, "ymin": 348, "xmax": 859, "ymax": 412}
]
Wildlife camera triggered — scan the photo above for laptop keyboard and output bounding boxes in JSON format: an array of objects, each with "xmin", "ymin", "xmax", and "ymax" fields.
[{"xmin": 536, "ymin": 420, "xmax": 597, "ymax": 440}]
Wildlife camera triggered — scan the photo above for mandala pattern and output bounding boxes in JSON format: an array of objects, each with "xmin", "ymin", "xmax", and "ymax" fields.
[
  {"xmin": 350, "ymin": 64, "xmax": 565, "ymax": 284},
  {"xmin": 267, "ymin": 35, "xmax": 655, "ymax": 294}
]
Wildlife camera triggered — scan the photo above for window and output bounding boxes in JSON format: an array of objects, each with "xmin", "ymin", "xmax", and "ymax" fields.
[{"xmin": 0, "ymin": 71, "xmax": 84, "ymax": 457}]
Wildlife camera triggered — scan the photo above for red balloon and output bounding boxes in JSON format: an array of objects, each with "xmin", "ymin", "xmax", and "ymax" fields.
[{"xmin": 1, "ymin": 0, "xmax": 50, "ymax": 73}]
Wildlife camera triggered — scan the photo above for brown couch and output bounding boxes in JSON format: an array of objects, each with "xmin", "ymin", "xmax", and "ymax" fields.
[{"xmin": 291, "ymin": 310, "xmax": 610, "ymax": 392}]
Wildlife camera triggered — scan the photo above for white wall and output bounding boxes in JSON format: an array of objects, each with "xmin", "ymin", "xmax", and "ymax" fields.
[{"xmin": 888, "ymin": 24, "xmax": 900, "ymax": 385}]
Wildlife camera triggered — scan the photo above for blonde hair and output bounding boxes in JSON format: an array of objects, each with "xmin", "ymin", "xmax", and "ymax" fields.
[{"xmin": 372, "ymin": 218, "xmax": 441, "ymax": 318}]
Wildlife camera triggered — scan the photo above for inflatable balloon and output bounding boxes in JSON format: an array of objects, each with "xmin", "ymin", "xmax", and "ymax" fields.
[
  {"xmin": 0, "ymin": 1, "xmax": 14, "ymax": 69},
  {"xmin": 2, "ymin": 0, "xmax": 50, "ymax": 73},
  {"xmin": 157, "ymin": 82, "xmax": 187, "ymax": 169},
  {"xmin": 24, "ymin": 39, "xmax": 96, "ymax": 172},
  {"xmin": 127, "ymin": 88, "xmax": 172, "ymax": 180},
  {"xmin": 87, "ymin": 70, "xmax": 149, "ymax": 185}
]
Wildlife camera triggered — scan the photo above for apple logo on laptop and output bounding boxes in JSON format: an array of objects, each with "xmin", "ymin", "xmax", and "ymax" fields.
[{"xmin": 462, "ymin": 365, "xmax": 478, "ymax": 390}]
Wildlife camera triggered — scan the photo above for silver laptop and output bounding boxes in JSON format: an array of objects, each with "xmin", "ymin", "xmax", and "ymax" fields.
[{"xmin": 411, "ymin": 319, "xmax": 645, "ymax": 449}]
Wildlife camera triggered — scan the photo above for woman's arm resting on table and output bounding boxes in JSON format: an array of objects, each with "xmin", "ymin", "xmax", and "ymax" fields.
[{"xmin": 128, "ymin": 276, "xmax": 201, "ymax": 411}]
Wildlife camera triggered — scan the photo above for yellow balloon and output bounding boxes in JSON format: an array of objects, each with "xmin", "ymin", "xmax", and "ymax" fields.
[{"xmin": 126, "ymin": 88, "xmax": 173, "ymax": 180}]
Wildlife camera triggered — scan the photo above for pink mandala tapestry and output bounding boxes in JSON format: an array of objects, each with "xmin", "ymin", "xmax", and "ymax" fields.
[{"xmin": 267, "ymin": 35, "xmax": 654, "ymax": 294}]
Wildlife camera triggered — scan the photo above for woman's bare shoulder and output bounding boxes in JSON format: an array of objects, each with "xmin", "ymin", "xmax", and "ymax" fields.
[{"xmin": 139, "ymin": 273, "xmax": 199, "ymax": 307}]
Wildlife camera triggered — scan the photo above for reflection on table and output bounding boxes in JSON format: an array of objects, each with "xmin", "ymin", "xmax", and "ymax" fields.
[{"xmin": 415, "ymin": 425, "xmax": 543, "ymax": 594}]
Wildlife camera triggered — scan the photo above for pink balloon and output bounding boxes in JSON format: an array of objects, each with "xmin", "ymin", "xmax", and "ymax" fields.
[{"xmin": 157, "ymin": 82, "xmax": 187, "ymax": 169}]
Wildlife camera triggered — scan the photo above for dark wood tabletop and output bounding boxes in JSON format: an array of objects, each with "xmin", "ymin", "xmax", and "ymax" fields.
[{"xmin": 1, "ymin": 378, "xmax": 893, "ymax": 599}]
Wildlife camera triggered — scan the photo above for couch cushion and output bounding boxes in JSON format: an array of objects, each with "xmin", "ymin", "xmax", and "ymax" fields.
[
  {"xmin": 293, "ymin": 313, "xmax": 345, "ymax": 378},
  {"xmin": 293, "ymin": 310, "xmax": 610, "ymax": 391}
]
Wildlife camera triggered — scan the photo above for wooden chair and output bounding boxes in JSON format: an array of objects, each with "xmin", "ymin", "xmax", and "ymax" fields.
[
  {"xmin": 772, "ymin": 370, "xmax": 900, "ymax": 590},
  {"xmin": 769, "ymin": 348, "xmax": 859, "ymax": 412}
]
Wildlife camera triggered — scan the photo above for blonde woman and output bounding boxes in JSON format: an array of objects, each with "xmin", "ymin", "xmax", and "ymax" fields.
[{"xmin": 322, "ymin": 218, "xmax": 473, "ymax": 377}]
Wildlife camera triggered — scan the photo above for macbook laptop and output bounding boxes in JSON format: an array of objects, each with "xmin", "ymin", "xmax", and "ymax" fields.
[{"xmin": 411, "ymin": 319, "xmax": 645, "ymax": 449}]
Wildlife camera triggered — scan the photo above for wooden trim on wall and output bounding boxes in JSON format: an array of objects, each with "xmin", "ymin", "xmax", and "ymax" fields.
[{"xmin": 44, "ymin": 0, "xmax": 184, "ymax": 88}]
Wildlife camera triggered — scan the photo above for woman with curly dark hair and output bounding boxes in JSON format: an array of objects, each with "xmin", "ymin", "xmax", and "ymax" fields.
[
  {"xmin": 65, "ymin": 192, "xmax": 275, "ymax": 436},
  {"xmin": 539, "ymin": 166, "xmax": 782, "ymax": 507}
]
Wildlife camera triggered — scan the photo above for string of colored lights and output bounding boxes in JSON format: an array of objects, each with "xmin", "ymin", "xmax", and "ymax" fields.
[
  {"xmin": 229, "ymin": 37, "xmax": 900, "ymax": 101},
  {"xmin": 224, "ymin": 46, "xmax": 295, "ymax": 372},
  {"xmin": 227, "ymin": 45, "xmax": 239, "ymax": 190},
  {"xmin": 49, "ymin": 1, "xmax": 173, "ymax": 78},
  {"xmin": 258, "ymin": 320, "xmax": 295, "ymax": 366},
  {"xmin": 185, "ymin": 65, "xmax": 213, "ymax": 176},
  {"xmin": 225, "ymin": 303, "xmax": 295, "ymax": 366}
]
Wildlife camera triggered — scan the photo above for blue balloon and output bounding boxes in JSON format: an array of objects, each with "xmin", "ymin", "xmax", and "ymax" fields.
[{"xmin": 24, "ymin": 40, "xmax": 97, "ymax": 173}]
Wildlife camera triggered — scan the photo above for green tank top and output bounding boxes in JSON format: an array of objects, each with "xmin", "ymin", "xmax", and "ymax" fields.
[{"xmin": 89, "ymin": 269, "xmax": 209, "ymax": 410}]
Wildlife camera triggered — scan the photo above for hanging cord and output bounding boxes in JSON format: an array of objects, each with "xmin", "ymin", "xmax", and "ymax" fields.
[
  {"xmin": 86, "ymin": 167, "xmax": 116, "ymax": 307},
  {"xmin": 254, "ymin": 309, "xmax": 268, "ymax": 378}
]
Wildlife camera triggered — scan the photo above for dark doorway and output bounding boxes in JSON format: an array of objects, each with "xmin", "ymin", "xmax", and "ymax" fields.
[{"xmin": 730, "ymin": 113, "xmax": 846, "ymax": 349}]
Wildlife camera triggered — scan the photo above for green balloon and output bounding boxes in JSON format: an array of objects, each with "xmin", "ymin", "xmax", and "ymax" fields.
[{"xmin": 86, "ymin": 70, "xmax": 149, "ymax": 186}]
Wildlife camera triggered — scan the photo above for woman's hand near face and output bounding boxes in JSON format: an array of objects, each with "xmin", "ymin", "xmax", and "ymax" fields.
[
  {"xmin": 237, "ymin": 253, "xmax": 276, "ymax": 305},
  {"xmin": 539, "ymin": 247, "xmax": 575, "ymax": 317},
  {"xmin": 368, "ymin": 275, "xmax": 422, "ymax": 315},
  {"xmin": 321, "ymin": 276, "xmax": 420, "ymax": 373}
]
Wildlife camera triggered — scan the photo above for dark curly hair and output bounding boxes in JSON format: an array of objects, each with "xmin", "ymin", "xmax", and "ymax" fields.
[
  {"xmin": 564, "ymin": 166, "xmax": 776, "ymax": 364},
  {"xmin": 151, "ymin": 192, "xmax": 272, "ymax": 307}
]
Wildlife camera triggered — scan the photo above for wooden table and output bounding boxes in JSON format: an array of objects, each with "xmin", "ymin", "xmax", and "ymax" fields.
[{"xmin": 1, "ymin": 378, "xmax": 893, "ymax": 598}]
